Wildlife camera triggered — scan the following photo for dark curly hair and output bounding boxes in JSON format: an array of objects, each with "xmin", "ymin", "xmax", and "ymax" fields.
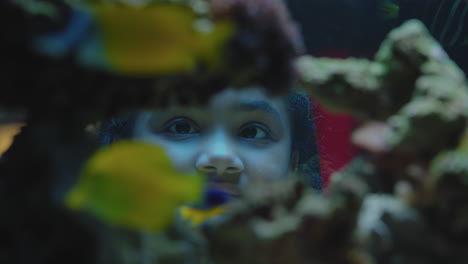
[{"xmin": 211, "ymin": 0, "xmax": 304, "ymax": 94}]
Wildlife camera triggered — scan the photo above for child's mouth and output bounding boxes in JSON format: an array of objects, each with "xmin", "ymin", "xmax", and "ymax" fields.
[
  {"xmin": 199, "ymin": 173, "xmax": 242, "ymax": 208},
  {"xmin": 207, "ymin": 182, "xmax": 240, "ymax": 198},
  {"xmin": 200, "ymin": 181, "xmax": 240, "ymax": 209}
]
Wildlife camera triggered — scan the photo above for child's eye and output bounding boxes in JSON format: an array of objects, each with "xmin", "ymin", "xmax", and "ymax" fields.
[
  {"xmin": 162, "ymin": 118, "xmax": 199, "ymax": 136},
  {"xmin": 238, "ymin": 123, "xmax": 270, "ymax": 140}
]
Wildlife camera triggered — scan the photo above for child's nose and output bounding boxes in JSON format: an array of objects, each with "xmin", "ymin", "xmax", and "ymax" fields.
[
  {"xmin": 195, "ymin": 133, "xmax": 244, "ymax": 176},
  {"xmin": 196, "ymin": 154, "xmax": 244, "ymax": 176}
]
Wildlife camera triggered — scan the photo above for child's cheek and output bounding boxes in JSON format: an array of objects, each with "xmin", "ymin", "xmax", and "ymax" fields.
[
  {"xmin": 157, "ymin": 140, "xmax": 199, "ymax": 174},
  {"xmin": 242, "ymin": 145, "xmax": 291, "ymax": 181}
]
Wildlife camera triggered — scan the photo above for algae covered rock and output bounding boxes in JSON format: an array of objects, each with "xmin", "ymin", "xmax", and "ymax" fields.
[
  {"xmin": 296, "ymin": 19, "xmax": 468, "ymax": 264},
  {"xmin": 204, "ymin": 180, "xmax": 368, "ymax": 264}
]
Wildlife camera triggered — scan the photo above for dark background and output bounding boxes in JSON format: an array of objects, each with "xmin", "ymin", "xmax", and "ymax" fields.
[{"xmin": 287, "ymin": 0, "xmax": 394, "ymax": 57}]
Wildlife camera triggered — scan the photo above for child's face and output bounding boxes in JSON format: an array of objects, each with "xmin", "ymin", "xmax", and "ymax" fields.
[{"xmin": 133, "ymin": 87, "xmax": 292, "ymax": 195}]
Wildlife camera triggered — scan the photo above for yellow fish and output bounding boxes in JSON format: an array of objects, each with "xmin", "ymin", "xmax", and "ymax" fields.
[
  {"xmin": 66, "ymin": 141, "xmax": 204, "ymax": 232},
  {"xmin": 87, "ymin": 1, "xmax": 234, "ymax": 75},
  {"xmin": 179, "ymin": 205, "xmax": 225, "ymax": 226}
]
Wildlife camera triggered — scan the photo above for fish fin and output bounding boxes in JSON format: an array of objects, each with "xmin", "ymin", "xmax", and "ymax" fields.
[
  {"xmin": 179, "ymin": 205, "xmax": 225, "ymax": 226},
  {"xmin": 378, "ymin": 0, "xmax": 400, "ymax": 20}
]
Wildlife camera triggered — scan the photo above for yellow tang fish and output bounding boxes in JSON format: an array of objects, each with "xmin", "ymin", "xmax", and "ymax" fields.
[
  {"xmin": 87, "ymin": 1, "xmax": 234, "ymax": 75},
  {"xmin": 66, "ymin": 141, "xmax": 204, "ymax": 232}
]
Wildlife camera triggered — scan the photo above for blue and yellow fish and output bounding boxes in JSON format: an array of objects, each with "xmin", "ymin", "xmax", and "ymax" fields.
[
  {"xmin": 34, "ymin": 1, "xmax": 234, "ymax": 76},
  {"xmin": 179, "ymin": 187, "xmax": 231, "ymax": 226}
]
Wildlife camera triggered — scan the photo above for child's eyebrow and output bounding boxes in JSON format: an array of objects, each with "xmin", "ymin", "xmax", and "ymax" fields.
[{"xmin": 237, "ymin": 100, "xmax": 282, "ymax": 123}]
